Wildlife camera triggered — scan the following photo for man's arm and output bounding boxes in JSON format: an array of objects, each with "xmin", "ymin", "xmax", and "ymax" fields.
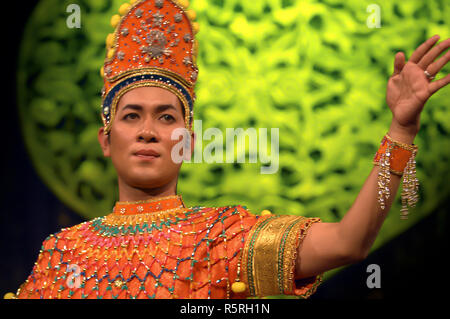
[
  {"xmin": 294, "ymin": 34, "xmax": 449, "ymax": 280},
  {"xmin": 295, "ymin": 123, "xmax": 416, "ymax": 279}
]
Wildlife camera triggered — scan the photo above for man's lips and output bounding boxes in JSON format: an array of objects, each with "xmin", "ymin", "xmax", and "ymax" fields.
[{"xmin": 134, "ymin": 149, "xmax": 161, "ymax": 159}]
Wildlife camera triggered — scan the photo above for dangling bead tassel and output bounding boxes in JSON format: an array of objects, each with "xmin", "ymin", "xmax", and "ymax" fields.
[
  {"xmin": 377, "ymin": 144, "xmax": 393, "ymax": 210},
  {"xmin": 231, "ymin": 248, "xmax": 246, "ymax": 294},
  {"xmin": 400, "ymin": 151, "xmax": 419, "ymax": 220}
]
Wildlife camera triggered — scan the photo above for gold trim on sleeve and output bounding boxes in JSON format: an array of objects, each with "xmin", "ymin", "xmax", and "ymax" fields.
[{"xmin": 241, "ymin": 215, "xmax": 322, "ymax": 297}]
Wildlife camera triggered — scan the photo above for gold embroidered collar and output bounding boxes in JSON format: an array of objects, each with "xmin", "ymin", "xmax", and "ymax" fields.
[
  {"xmin": 102, "ymin": 195, "xmax": 187, "ymax": 226},
  {"xmin": 112, "ymin": 195, "xmax": 186, "ymax": 216}
]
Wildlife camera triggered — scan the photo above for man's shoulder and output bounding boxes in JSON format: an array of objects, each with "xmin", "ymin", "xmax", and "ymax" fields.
[
  {"xmin": 182, "ymin": 204, "xmax": 260, "ymax": 234},
  {"xmin": 183, "ymin": 204, "xmax": 259, "ymax": 220},
  {"xmin": 40, "ymin": 218, "xmax": 99, "ymax": 250},
  {"xmin": 185, "ymin": 204, "xmax": 254, "ymax": 214}
]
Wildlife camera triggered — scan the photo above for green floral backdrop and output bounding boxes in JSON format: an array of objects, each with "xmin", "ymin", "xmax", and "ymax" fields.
[{"xmin": 17, "ymin": 0, "xmax": 449, "ymax": 285}]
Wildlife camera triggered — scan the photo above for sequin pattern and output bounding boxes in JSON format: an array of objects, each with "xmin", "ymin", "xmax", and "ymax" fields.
[{"xmin": 16, "ymin": 203, "xmax": 258, "ymax": 299}]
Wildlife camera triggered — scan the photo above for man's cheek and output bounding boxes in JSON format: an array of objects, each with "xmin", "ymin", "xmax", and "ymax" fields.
[{"xmin": 166, "ymin": 141, "xmax": 179, "ymax": 165}]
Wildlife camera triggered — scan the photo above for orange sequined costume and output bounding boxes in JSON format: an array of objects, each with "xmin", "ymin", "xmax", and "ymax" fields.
[{"xmin": 15, "ymin": 195, "xmax": 323, "ymax": 299}]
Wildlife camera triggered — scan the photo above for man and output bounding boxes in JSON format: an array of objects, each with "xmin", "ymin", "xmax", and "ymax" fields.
[{"xmin": 10, "ymin": 0, "xmax": 449, "ymax": 299}]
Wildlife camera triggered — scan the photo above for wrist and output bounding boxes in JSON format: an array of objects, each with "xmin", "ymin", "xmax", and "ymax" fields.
[{"xmin": 388, "ymin": 121, "xmax": 418, "ymax": 144}]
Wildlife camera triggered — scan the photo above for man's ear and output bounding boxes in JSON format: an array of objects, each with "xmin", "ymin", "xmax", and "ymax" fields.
[{"xmin": 98, "ymin": 126, "xmax": 111, "ymax": 157}]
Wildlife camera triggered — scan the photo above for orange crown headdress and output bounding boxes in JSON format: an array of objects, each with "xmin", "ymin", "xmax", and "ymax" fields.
[{"xmin": 100, "ymin": 0, "xmax": 199, "ymax": 135}]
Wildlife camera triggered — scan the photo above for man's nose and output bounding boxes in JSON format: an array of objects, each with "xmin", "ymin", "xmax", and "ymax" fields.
[{"xmin": 137, "ymin": 118, "xmax": 159, "ymax": 142}]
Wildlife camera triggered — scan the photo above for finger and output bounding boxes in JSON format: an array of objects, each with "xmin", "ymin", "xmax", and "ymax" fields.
[
  {"xmin": 393, "ymin": 52, "xmax": 405, "ymax": 75},
  {"xmin": 429, "ymin": 73, "xmax": 450, "ymax": 95},
  {"xmin": 426, "ymin": 50, "xmax": 450, "ymax": 76},
  {"xmin": 409, "ymin": 35, "xmax": 440, "ymax": 64},
  {"xmin": 418, "ymin": 38, "xmax": 450, "ymax": 70}
]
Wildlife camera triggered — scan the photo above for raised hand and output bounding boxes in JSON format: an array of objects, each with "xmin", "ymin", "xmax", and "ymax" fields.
[{"xmin": 386, "ymin": 35, "xmax": 450, "ymax": 136}]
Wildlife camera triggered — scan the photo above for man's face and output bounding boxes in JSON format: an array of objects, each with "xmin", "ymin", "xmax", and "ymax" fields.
[{"xmin": 98, "ymin": 86, "xmax": 192, "ymax": 190}]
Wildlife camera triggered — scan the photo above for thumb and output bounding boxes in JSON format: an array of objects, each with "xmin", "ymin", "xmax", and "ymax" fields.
[{"xmin": 393, "ymin": 52, "xmax": 405, "ymax": 76}]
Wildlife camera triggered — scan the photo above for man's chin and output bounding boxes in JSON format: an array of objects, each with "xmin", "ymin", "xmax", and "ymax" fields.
[{"xmin": 126, "ymin": 174, "xmax": 172, "ymax": 189}]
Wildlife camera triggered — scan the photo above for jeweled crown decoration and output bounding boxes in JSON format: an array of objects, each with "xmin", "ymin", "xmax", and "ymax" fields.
[{"xmin": 100, "ymin": 0, "xmax": 200, "ymax": 135}]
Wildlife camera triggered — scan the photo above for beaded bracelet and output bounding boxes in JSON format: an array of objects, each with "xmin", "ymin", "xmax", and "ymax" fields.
[{"xmin": 373, "ymin": 133, "xmax": 419, "ymax": 219}]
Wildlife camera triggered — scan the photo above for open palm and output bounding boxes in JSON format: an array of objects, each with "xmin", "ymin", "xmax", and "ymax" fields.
[{"xmin": 386, "ymin": 35, "xmax": 450, "ymax": 133}]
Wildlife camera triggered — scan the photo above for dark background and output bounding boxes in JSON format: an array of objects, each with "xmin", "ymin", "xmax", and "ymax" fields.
[{"xmin": 1, "ymin": 0, "xmax": 449, "ymax": 300}]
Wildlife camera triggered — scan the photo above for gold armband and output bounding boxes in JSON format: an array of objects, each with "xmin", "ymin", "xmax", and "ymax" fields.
[{"xmin": 373, "ymin": 133, "xmax": 419, "ymax": 219}]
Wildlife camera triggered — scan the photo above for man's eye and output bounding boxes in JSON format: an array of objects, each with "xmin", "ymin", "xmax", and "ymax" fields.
[
  {"xmin": 161, "ymin": 114, "xmax": 175, "ymax": 122},
  {"xmin": 124, "ymin": 113, "xmax": 138, "ymax": 120}
]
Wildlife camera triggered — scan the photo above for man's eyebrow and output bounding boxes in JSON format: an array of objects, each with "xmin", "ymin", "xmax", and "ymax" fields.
[
  {"xmin": 121, "ymin": 104, "xmax": 178, "ymax": 113},
  {"xmin": 122, "ymin": 104, "xmax": 143, "ymax": 112},
  {"xmin": 155, "ymin": 104, "xmax": 178, "ymax": 113}
]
